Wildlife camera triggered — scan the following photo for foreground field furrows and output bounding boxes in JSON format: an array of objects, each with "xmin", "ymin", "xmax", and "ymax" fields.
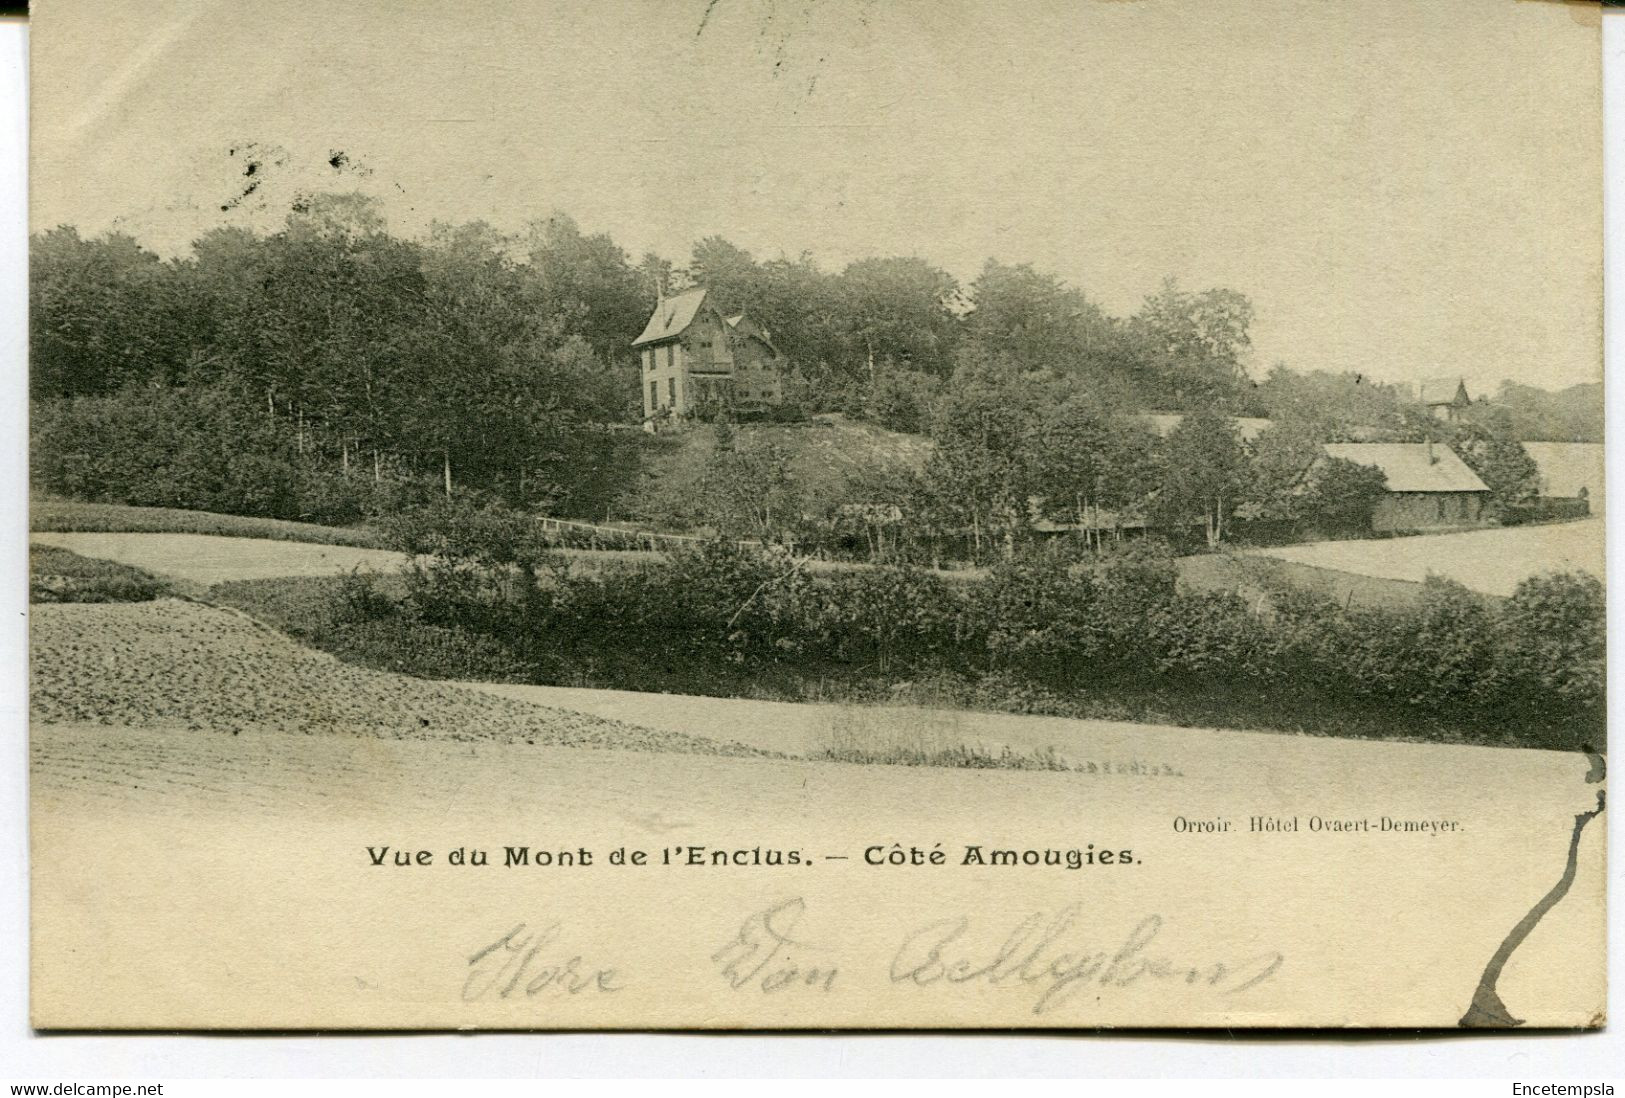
[{"xmin": 31, "ymin": 599, "xmax": 772, "ymax": 757}]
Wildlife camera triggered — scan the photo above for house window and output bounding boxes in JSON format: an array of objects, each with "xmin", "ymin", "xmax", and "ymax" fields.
[
  {"xmin": 668, "ymin": 377, "xmax": 676, "ymax": 404},
  {"xmin": 644, "ymin": 349, "xmax": 654, "ymax": 371},
  {"xmin": 666, "ymin": 345, "xmax": 675, "ymax": 368},
  {"xmin": 649, "ymin": 380, "xmax": 658, "ymax": 409}
]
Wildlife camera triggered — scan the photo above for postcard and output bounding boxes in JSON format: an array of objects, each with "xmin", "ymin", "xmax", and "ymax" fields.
[{"xmin": 26, "ymin": 0, "xmax": 1606, "ymax": 1029}]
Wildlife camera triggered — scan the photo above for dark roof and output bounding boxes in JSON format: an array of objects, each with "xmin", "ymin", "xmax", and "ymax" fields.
[
  {"xmin": 1416, "ymin": 377, "xmax": 1469, "ymax": 406},
  {"xmin": 633, "ymin": 287, "xmax": 709, "ymax": 347},
  {"xmin": 1321, "ymin": 443, "xmax": 1489, "ymax": 493}
]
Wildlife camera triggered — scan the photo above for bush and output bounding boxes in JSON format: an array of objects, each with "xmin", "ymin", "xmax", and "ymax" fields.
[
  {"xmin": 964, "ymin": 556, "xmax": 1102, "ymax": 675},
  {"xmin": 1152, "ymin": 589, "xmax": 1267, "ymax": 678},
  {"xmin": 1086, "ymin": 538, "xmax": 1180, "ymax": 667},
  {"xmin": 861, "ymin": 367, "xmax": 939, "ymax": 433},
  {"xmin": 1497, "ymin": 571, "xmax": 1605, "ymax": 706},
  {"xmin": 264, "ymin": 505, "xmax": 1603, "ymax": 751},
  {"xmin": 810, "ymin": 566, "xmax": 961, "ymax": 674}
]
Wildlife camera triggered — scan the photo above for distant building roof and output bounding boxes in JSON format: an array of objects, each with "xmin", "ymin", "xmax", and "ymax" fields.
[
  {"xmin": 633, "ymin": 287, "xmax": 709, "ymax": 347},
  {"xmin": 1141, "ymin": 413, "xmax": 1273, "ymax": 443},
  {"xmin": 1321, "ymin": 442, "xmax": 1489, "ymax": 494},
  {"xmin": 1416, "ymin": 377, "xmax": 1470, "ymax": 406}
]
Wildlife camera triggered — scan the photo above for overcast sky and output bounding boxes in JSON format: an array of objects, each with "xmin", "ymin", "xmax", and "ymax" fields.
[{"xmin": 31, "ymin": 0, "xmax": 1604, "ymax": 393}]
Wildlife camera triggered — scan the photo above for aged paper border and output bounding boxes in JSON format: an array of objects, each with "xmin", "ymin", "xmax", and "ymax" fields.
[{"xmin": 3, "ymin": 4, "xmax": 1623, "ymax": 1075}]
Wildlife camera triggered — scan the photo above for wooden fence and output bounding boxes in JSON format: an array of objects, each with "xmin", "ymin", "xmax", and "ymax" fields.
[{"xmin": 534, "ymin": 516, "xmax": 763, "ymax": 553}]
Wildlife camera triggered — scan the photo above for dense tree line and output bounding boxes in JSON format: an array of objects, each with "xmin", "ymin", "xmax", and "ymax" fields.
[
  {"xmin": 33, "ymin": 191, "xmax": 1578, "ymax": 530},
  {"xmin": 668, "ymin": 371, "xmax": 1502, "ymax": 564},
  {"xmin": 32, "ymin": 200, "xmax": 636, "ymax": 520}
]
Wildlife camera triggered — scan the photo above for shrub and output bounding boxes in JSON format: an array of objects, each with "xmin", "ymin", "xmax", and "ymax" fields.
[
  {"xmin": 810, "ymin": 566, "xmax": 962, "ymax": 674},
  {"xmin": 1152, "ymin": 589, "xmax": 1266, "ymax": 678},
  {"xmin": 861, "ymin": 368, "xmax": 938, "ymax": 433},
  {"xmin": 1407, "ymin": 577, "xmax": 1500, "ymax": 705},
  {"xmin": 378, "ymin": 496, "xmax": 560, "ymax": 627},
  {"xmin": 1497, "ymin": 571, "xmax": 1605, "ymax": 706},
  {"xmin": 260, "ymin": 504, "xmax": 1603, "ymax": 751},
  {"xmin": 965, "ymin": 556, "xmax": 1102, "ymax": 676},
  {"xmin": 1086, "ymin": 538, "xmax": 1179, "ymax": 667}
]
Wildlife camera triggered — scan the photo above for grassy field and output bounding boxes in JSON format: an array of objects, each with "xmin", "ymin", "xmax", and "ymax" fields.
[
  {"xmin": 32, "ymin": 498, "xmax": 388, "ymax": 548},
  {"xmin": 1246, "ymin": 518, "xmax": 1604, "ymax": 598},
  {"xmin": 30, "ymin": 531, "xmax": 409, "ymax": 586},
  {"xmin": 30, "ymin": 524, "xmax": 972, "ymax": 586},
  {"xmin": 1176, "ymin": 551, "xmax": 1448, "ymax": 610},
  {"xmin": 459, "ymin": 681, "xmax": 1201, "ymax": 773}
]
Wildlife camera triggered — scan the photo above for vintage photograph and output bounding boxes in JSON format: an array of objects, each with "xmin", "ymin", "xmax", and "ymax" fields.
[{"xmin": 25, "ymin": 0, "xmax": 1606, "ymax": 1029}]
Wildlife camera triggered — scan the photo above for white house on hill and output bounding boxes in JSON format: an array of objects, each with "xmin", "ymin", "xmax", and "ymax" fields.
[{"xmin": 632, "ymin": 287, "xmax": 787, "ymax": 423}]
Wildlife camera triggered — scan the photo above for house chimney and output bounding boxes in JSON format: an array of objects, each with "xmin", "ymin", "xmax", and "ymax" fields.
[{"xmin": 1427, "ymin": 436, "xmax": 1438, "ymax": 464}]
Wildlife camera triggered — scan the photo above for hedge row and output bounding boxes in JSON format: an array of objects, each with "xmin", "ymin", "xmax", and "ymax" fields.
[{"xmin": 355, "ymin": 505, "xmax": 1604, "ymax": 750}]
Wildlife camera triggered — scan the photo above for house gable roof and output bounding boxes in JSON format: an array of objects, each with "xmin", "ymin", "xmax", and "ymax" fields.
[
  {"xmin": 723, "ymin": 311, "xmax": 782, "ymax": 358},
  {"xmin": 632, "ymin": 287, "xmax": 709, "ymax": 347},
  {"xmin": 1321, "ymin": 442, "xmax": 1489, "ymax": 493}
]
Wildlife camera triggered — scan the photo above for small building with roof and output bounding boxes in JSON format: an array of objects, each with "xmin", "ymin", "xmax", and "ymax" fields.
[
  {"xmin": 1319, "ymin": 441, "xmax": 1489, "ymax": 530},
  {"xmin": 1415, "ymin": 377, "xmax": 1472, "ymax": 422},
  {"xmin": 632, "ymin": 286, "xmax": 787, "ymax": 423}
]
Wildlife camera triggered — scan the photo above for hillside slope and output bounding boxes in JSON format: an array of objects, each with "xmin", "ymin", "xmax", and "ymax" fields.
[{"xmin": 615, "ymin": 413, "xmax": 932, "ymax": 524}]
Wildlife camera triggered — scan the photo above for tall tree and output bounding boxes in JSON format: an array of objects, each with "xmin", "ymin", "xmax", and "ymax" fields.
[
  {"xmin": 687, "ymin": 236, "xmax": 762, "ymax": 315},
  {"xmin": 1157, "ymin": 408, "xmax": 1246, "ymax": 548},
  {"xmin": 526, "ymin": 212, "xmax": 649, "ymax": 364},
  {"xmin": 836, "ymin": 256, "xmax": 962, "ymax": 378},
  {"xmin": 1129, "ymin": 277, "xmax": 1258, "ymax": 411},
  {"xmin": 1450, "ymin": 416, "xmax": 1540, "ymax": 513},
  {"xmin": 1256, "ymin": 363, "xmax": 1404, "ymax": 438},
  {"xmin": 30, "ymin": 228, "xmax": 190, "ymax": 398},
  {"xmin": 963, "ymin": 260, "xmax": 1122, "ymax": 392},
  {"xmin": 923, "ymin": 357, "xmax": 1041, "ymax": 558},
  {"xmin": 1024, "ymin": 393, "xmax": 1114, "ymax": 541}
]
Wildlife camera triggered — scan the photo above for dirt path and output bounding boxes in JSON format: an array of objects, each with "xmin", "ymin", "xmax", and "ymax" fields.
[{"xmin": 457, "ymin": 681, "xmax": 1211, "ymax": 769}]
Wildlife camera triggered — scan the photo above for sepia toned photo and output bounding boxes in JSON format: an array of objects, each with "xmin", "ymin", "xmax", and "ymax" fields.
[{"xmin": 25, "ymin": 0, "xmax": 1606, "ymax": 1030}]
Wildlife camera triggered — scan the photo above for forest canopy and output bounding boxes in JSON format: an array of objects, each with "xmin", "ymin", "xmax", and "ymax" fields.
[{"xmin": 30, "ymin": 191, "xmax": 1598, "ymax": 531}]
